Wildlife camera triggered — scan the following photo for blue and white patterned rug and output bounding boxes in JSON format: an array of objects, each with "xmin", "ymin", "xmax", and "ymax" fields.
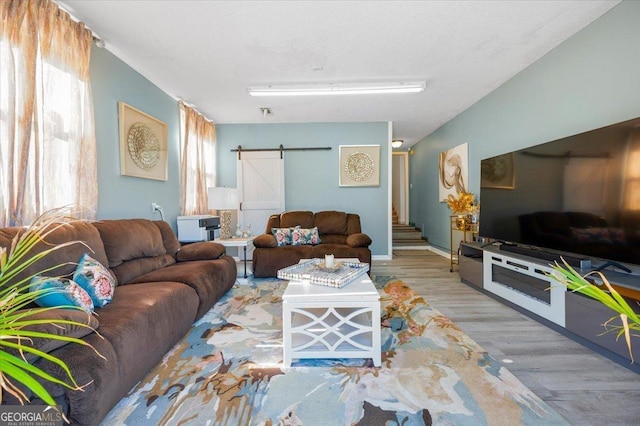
[{"xmin": 102, "ymin": 277, "xmax": 567, "ymax": 425}]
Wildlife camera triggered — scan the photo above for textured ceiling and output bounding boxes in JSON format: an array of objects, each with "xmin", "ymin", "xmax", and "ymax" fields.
[{"xmin": 57, "ymin": 0, "xmax": 619, "ymax": 147}]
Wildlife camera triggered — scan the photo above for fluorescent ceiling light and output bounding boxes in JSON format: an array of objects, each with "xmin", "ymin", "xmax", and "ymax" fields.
[{"xmin": 248, "ymin": 81, "xmax": 426, "ymax": 97}]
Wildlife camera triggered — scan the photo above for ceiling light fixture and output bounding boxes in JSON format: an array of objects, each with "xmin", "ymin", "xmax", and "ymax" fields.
[
  {"xmin": 391, "ymin": 139, "xmax": 404, "ymax": 149},
  {"xmin": 248, "ymin": 81, "xmax": 426, "ymax": 97}
]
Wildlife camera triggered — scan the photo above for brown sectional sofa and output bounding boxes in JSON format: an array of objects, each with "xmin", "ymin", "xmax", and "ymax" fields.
[
  {"xmin": 0, "ymin": 218, "xmax": 237, "ymax": 425},
  {"xmin": 252, "ymin": 210, "xmax": 372, "ymax": 277}
]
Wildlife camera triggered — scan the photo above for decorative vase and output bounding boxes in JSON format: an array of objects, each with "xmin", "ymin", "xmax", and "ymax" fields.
[{"xmin": 455, "ymin": 215, "xmax": 467, "ymax": 230}]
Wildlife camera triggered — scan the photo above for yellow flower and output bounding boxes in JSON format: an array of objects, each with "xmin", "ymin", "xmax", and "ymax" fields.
[{"xmin": 447, "ymin": 192, "xmax": 475, "ymax": 214}]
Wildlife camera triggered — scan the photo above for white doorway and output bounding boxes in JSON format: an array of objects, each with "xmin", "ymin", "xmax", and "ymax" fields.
[
  {"xmin": 237, "ymin": 151, "xmax": 285, "ymax": 258},
  {"xmin": 392, "ymin": 152, "xmax": 409, "ymax": 224}
]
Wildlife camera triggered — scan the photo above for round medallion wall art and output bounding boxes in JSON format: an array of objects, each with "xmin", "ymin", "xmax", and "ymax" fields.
[
  {"xmin": 338, "ymin": 145, "xmax": 380, "ymax": 187},
  {"xmin": 127, "ymin": 123, "xmax": 160, "ymax": 170},
  {"xmin": 118, "ymin": 102, "xmax": 168, "ymax": 181},
  {"xmin": 344, "ymin": 152, "xmax": 374, "ymax": 182}
]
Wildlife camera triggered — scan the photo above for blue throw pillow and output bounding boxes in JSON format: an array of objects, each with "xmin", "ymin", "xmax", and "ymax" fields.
[
  {"xmin": 73, "ymin": 253, "xmax": 116, "ymax": 308},
  {"xmin": 30, "ymin": 276, "xmax": 94, "ymax": 312}
]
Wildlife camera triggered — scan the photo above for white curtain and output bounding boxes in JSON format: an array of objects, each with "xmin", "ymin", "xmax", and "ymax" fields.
[
  {"xmin": 0, "ymin": 0, "xmax": 97, "ymax": 226},
  {"xmin": 179, "ymin": 102, "xmax": 216, "ymax": 215}
]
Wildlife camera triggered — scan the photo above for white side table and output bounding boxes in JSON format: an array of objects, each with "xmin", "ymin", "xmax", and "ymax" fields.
[
  {"xmin": 281, "ymin": 270, "xmax": 381, "ymax": 367},
  {"xmin": 215, "ymin": 237, "xmax": 254, "ymax": 279}
]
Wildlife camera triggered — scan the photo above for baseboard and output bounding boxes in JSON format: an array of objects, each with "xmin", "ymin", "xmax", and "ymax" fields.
[
  {"xmin": 372, "ymin": 254, "xmax": 393, "ymax": 261},
  {"xmin": 427, "ymin": 246, "xmax": 449, "ymax": 258}
]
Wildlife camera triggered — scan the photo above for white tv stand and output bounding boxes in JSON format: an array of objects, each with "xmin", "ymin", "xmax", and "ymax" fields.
[
  {"xmin": 459, "ymin": 241, "xmax": 640, "ymax": 369},
  {"xmin": 483, "ymin": 247, "xmax": 565, "ymax": 326}
]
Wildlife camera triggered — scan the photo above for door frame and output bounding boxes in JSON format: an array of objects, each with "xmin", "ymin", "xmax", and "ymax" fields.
[{"xmin": 392, "ymin": 152, "xmax": 409, "ymax": 225}]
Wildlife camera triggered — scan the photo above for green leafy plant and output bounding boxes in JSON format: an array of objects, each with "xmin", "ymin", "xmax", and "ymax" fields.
[
  {"xmin": 550, "ymin": 259, "xmax": 640, "ymax": 363},
  {"xmin": 0, "ymin": 208, "xmax": 102, "ymax": 406}
]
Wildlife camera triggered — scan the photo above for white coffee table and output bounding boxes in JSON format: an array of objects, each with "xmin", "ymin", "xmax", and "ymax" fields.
[{"xmin": 281, "ymin": 263, "xmax": 381, "ymax": 367}]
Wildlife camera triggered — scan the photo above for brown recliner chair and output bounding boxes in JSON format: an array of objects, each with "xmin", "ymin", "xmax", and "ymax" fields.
[{"xmin": 252, "ymin": 210, "xmax": 372, "ymax": 277}]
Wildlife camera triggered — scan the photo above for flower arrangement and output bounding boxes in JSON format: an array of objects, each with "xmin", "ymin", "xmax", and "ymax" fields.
[
  {"xmin": 550, "ymin": 259, "xmax": 639, "ymax": 362},
  {"xmin": 446, "ymin": 192, "xmax": 475, "ymax": 214}
]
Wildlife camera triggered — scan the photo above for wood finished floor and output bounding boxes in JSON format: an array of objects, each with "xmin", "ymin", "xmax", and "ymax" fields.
[{"xmin": 370, "ymin": 249, "xmax": 640, "ymax": 426}]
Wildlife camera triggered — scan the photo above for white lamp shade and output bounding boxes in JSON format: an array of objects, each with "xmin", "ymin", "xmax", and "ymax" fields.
[{"xmin": 207, "ymin": 187, "xmax": 239, "ymax": 211}]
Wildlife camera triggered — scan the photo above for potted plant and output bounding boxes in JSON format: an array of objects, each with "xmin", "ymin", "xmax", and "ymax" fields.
[
  {"xmin": 550, "ymin": 259, "xmax": 640, "ymax": 362},
  {"xmin": 0, "ymin": 208, "xmax": 101, "ymax": 406}
]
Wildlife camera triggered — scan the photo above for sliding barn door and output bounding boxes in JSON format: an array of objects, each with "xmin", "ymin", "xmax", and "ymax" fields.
[{"xmin": 237, "ymin": 151, "xmax": 285, "ymax": 258}]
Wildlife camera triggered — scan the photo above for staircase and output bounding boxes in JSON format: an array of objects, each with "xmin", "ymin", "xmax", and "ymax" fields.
[{"xmin": 392, "ymin": 224, "xmax": 429, "ymax": 249}]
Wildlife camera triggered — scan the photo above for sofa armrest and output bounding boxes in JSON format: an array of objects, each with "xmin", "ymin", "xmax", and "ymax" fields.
[
  {"xmin": 346, "ymin": 233, "xmax": 372, "ymax": 248},
  {"xmin": 253, "ymin": 234, "xmax": 277, "ymax": 248},
  {"xmin": 176, "ymin": 242, "xmax": 225, "ymax": 261}
]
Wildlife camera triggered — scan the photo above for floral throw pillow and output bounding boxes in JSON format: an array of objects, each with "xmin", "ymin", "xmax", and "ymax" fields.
[
  {"xmin": 73, "ymin": 253, "xmax": 116, "ymax": 308},
  {"xmin": 292, "ymin": 227, "xmax": 321, "ymax": 246},
  {"xmin": 272, "ymin": 227, "xmax": 298, "ymax": 247},
  {"xmin": 30, "ymin": 276, "xmax": 94, "ymax": 312}
]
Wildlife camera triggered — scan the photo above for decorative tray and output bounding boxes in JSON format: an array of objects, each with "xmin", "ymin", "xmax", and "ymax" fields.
[{"xmin": 277, "ymin": 259, "xmax": 370, "ymax": 288}]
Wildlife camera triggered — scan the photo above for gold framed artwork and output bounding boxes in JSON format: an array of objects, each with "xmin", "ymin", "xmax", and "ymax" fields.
[
  {"xmin": 439, "ymin": 142, "xmax": 468, "ymax": 201},
  {"xmin": 481, "ymin": 152, "xmax": 515, "ymax": 189},
  {"xmin": 339, "ymin": 145, "xmax": 380, "ymax": 187},
  {"xmin": 118, "ymin": 102, "xmax": 168, "ymax": 181}
]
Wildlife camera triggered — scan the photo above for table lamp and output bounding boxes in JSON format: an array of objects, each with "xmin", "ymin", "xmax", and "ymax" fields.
[{"xmin": 208, "ymin": 187, "xmax": 239, "ymax": 239}]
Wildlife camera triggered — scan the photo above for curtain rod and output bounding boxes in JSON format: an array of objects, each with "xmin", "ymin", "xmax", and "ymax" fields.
[{"xmin": 231, "ymin": 144, "xmax": 332, "ymax": 160}]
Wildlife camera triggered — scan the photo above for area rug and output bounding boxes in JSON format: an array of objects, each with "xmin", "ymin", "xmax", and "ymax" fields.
[{"xmin": 102, "ymin": 277, "xmax": 567, "ymax": 425}]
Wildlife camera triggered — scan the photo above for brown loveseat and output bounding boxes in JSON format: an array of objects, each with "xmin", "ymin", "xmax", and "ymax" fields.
[
  {"xmin": 0, "ymin": 218, "xmax": 237, "ymax": 425},
  {"xmin": 252, "ymin": 210, "xmax": 372, "ymax": 277}
]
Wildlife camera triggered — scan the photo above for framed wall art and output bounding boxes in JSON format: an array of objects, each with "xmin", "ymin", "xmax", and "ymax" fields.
[
  {"xmin": 339, "ymin": 145, "xmax": 380, "ymax": 187},
  {"xmin": 118, "ymin": 101, "xmax": 168, "ymax": 181},
  {"xmin": 439, "ymin": 142, "xmax": 468, "ymax": 201},
  {"xmin": 481, "ymin": 152, "xmax": 515, "ymax": 189}
]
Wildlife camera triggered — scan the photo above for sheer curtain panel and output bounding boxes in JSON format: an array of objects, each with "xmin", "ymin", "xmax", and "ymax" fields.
[
  {"xmin": 0, "ymin": 0, "xmax": 98, "ymax": 226},
  {"xmin": 180, "ymin": 102, "xmax": 216, "ymax": 215}
]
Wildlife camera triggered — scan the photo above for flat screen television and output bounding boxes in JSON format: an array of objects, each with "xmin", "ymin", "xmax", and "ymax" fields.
[{"xmin": 479, "ymin": 116, "xmax": 640, "ymax": 269}]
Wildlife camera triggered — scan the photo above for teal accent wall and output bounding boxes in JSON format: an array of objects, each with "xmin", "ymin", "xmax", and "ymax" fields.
[
  {"xmin": 216, "ymin": 123, "xmax": 390, "ymax": 256},
  {"xmin": 410, "ymin": 0, "xmax": 640, "ymax": 252},
  {"xmin": 91, "ymin": 47, "xmax": 181, "ymax": 227}
]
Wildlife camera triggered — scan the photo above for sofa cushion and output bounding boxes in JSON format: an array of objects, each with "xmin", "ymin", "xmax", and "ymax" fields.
[
  {"xmin": 93, "ymin": 219, "xmax": 166, "ymax": 268},
  {"xmin": 314, "ymin": 211, "xmax": 347, "ymax": 235},
  {"xmin": 154, "ymin": 220, "xmax": 181, "ymax": 256},
  {"xmin": 128, "ymin": 256, "xmax": 236, "ymax": 320},
  {"xmin": 111, "ymin": 254, "xmax": 176, "ymax": 285},
  {"xmin": 0, "ymin": 221, "xmax": 109, "ymax": 286},
  {"xmin": 320, "ymin": 234, "xmax": 347, "ymax": 245},
  {"xmin": 30, "ymin": 276, "xmax": 94, "ymax": 312},
  {"xmin": 176, "ymin": 242, "xmax": 225, "ymax": 261},
  {"xmin": 280, "ymin": 211, "xmax": 314, "ymax": 228},
  {"xmin": 11, "ymin": 308, "xmax": 99, "ymax": 363},
  {"xmin": 346, "ymin": 213, "xmax": 363, "ymax": 235}
]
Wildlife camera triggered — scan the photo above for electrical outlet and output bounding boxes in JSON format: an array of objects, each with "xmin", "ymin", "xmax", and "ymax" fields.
[{"xmin": 152, "ymin": 202, "xmax": 160, "ymax": 212}]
